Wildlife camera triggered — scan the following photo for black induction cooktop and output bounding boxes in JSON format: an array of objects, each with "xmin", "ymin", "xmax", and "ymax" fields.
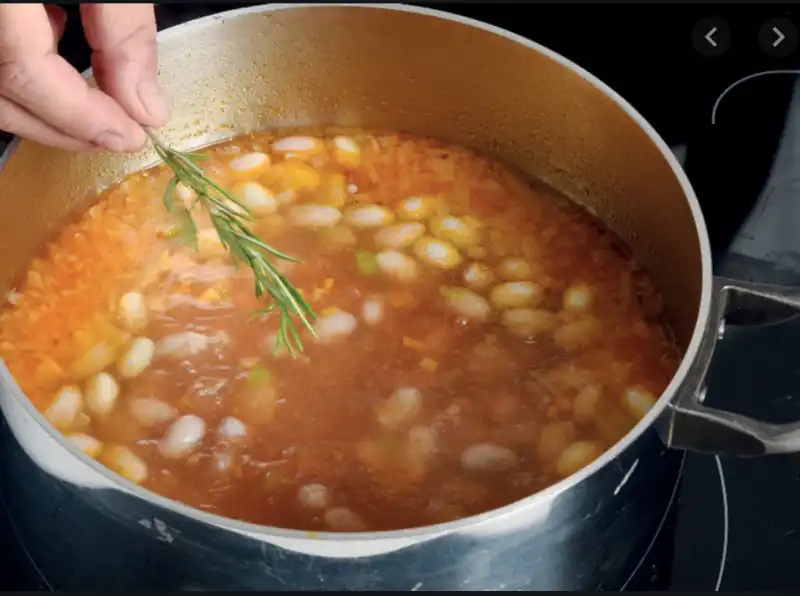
[{"xmin": 1, "ymin": 2, "xmax": 800, "ymax": 590}]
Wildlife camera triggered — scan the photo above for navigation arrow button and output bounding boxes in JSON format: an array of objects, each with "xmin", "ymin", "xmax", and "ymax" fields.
[
  {"xmin": 772, "ymin": 26, "xmax": 786, "ymax": 47},
  {"xmin": 693, "ymin": 17, "xmax": 731, "ymax": 57},
  {"xmin": 705, "ymin": 26, "xmax": 719, "ymax": 47},
  {"xmin": 759, "ymin": 18, "xmax": 798, "ymax": 57}
]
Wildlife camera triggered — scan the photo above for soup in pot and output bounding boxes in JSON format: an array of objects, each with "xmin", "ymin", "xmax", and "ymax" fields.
[{"xmin": 0, "ymin": 130, "xmax": 680, "ymax": 532}]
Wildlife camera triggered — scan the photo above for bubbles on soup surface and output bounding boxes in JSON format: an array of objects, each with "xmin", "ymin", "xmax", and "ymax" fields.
[{"xmin": 0, "ymin": 128, "xmax": 680, "ymax": 532}]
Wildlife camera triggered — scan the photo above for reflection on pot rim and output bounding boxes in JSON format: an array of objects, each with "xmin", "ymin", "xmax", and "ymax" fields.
[{"xmin": 0, "ymin": 2, "xmax": 714, "ymax": 546}]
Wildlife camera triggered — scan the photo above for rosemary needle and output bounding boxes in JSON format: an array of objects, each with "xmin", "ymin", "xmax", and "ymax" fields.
[{"xmin": 144, "ymin": 129, "xmax": 317, "ymax": 357}]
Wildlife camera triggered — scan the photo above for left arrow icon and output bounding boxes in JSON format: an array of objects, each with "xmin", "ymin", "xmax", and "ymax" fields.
[
  {"xmin": 705, "ymin": 27, "xmax": 719, "ymax": 47},
  {"xmin": 693, "ymin": 17, "xmax": 731, "ymax": 57}
]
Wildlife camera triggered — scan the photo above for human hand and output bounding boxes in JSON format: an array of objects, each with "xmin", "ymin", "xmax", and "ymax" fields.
[{"xmin": 0, "ymin": 3, "xmax": 169, "ymax": 152}]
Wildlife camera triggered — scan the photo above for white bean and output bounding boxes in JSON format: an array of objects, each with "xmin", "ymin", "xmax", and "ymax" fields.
[
  {"xmin": 324, "ymin": 507, "xmax": 365, "ymax": 531},
  {"xmin": 220, "ymin": 198, "xmax": 248, "ymax": 218},
  {"xmin": 490, "ymin": 281, "xmax": 543, "ymax": 309},
  {"xmin": 298, "ymin": 483, "xmax": 330, "ymax": 509},
  {"xmin": 287, "ymin": 205, "xmax": 342, "ymax": 229},
  {"xmin": 461, "ymin": 443, "xmax": 518, "ymax": 472},
  {"xmin": 314, "ymin": 310, "xmax": 358, "ymax": 344},
  {"xmin": 501, "ymin": 308, "xmax": 557, "ymax": 338},
  {"xmin": 331, "ymin": 136, "xmax": 361, "ymax": 169},
  {"xmin": 263, "ymin": 333, "xmax": 290, "ymax": 358},
  {"xmin": 497, "ymin": 257, "xmax": 533, "ymax": 281},
  {"xmin": 413, "ymin": 236, "xmax": 462, "ymax": 270},
  {"xmin": 44, "ymin": 386, "xmax": 83, "ymax": 430},
  {"xmin": 67, "ymin": 433, "xmax": 103, "ymax": 458},
  {"xmin": 537, "ymin": 421, "xmax": 575, "ymax": 462},
  {"xmin": 219, "ymin": 416, "xmax": 248, "ymax": 440},
  {"xmin": 555, "ymin": 441, "xmax": 603, "ymax": 477},
  {"xmin": 396, "ymin": 195, "xmax": 436, "ymax": 221},
  {"xmin": 231, "ymin": 181, "xmax": 277, "ymax": 217},
  {"xmin": 406, "ymin": 425, "xmax": 438, "ymax": 459},
  {"xmin": 104, "ymin": 445, "xmax": 148, "ymax": 485},
  {"xmin": 361, "ymin": 297, "xmax": 385, "ymax": 326},
  {"xmin": 175, "ymin": 182, "xmax": 195, "ymax": 204},
  {"xmin": 275, "ymin": 188, "xmax": 297, "ymax": 206},
  {"xmin": 429, "ymin": 215, "xmax": 481, "ymax": 248},
  {"xmin": 462, "ymin": 262, "xmax": 494, "ymax": 290},
  {"xmin": 197, "ymin": 229, "xmax": 226, "ymax": 256},
  {"xmin": 84, "ymin": 372, "xmax": 120, "ymax": 418},
  {"xmin": 440, "ymin": 286, "xmax": 491, "ymax": 322},
  {"xmin": 374, "ymin": 222, "xmax": 426, "ymax": 249},
  {"xmin": 71, "ymin": 341, "xmax": 117, "ymax": 379},
  {"xmin": 272, "ymin": 136, "xmax": 323, "ymax": 157},
  {"xmin": 158, "ymin": 414, "xmax": 207, "ymax": 459},
  {"xmin": 563, "ymin": 284, "xmax": 593, "ymax": 312},
  {"xmin": 4, "ymin": 290, "xmax": 21, "ymax": 306},
  {"xmin": 156, "ymin": 331, "xmax": 229, "ymax": 359},
  {"xmin": 117, "ymin": 337, "xmax": 155, "ymax": 379},
  {"xmin": 344, "ymin": 204, "xmax": 394, "ymax": 229},
  {"xmin": 118, "ymin": 291, "xmax": 148, "ymax": 332},
  {"xmin": 375, "ymin": 249, "xmax": 419, "ymax": 283},
  {"xmin": 128, "ymin": 397, "xmax": 177, "ymax": 428},
  {"xmin": 553, "ymin": 318, "xmax": 600, "ymax": 352},
  {"xmin": 228, "ymin": 152, "xmax": 270, "ymax": 176},
  {"xmin": 573, "ymin": 385, "xmax": 602, "ymax": 424},
  {"xmin": 623, "ymin": 386, "xmax": 657, "ymax": 420},
  {"xmin": 377, "ymin": 387, "xmax": 422, "ymax": 429}
]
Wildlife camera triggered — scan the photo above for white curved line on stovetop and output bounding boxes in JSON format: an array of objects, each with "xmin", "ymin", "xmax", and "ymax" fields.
[
  {"xmin": 620, "ymin": 452, "xmax": 686, "ymax": 590},
  {"xmin": 0, "ymin": 492, "xmax": 53, "ymax": 591},
  {"xmin": 714, "ymin": 455, "xmax": 729, "ymax": 591},
  {"xmin": 711, "ymin": 70, "xmax": 800, "ymax": 126},
  {"xmin": 620, "ymin": 451, "xmax": 729, "ymax": 591}
]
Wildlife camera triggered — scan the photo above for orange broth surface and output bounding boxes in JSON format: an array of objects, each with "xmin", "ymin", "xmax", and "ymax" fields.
[{"xmin": 0, "ymin": 129, "xmax": 680, "ymax": 532}]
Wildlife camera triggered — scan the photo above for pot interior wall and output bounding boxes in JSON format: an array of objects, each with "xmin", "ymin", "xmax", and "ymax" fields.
[{"xmin": 0, "ymin": 5, "xmax": 703, "ymax": 347}]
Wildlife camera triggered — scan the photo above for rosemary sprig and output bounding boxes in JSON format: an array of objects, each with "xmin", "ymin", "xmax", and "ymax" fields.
[{"xmin": 145, "ymin": 130, "xmax": 316, "ymax": 357}]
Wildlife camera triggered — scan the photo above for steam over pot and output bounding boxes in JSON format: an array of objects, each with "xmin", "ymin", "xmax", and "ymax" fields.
[{"xmin": 1, "ymin": 4, "xmax": 799, "ymax": 590}]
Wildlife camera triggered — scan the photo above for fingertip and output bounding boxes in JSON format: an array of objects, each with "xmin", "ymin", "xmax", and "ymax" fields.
[
  {"xmin": 81, "ymin": 5, "xmax": 168, "ymax": 129},
  {"xmin": 130, "ymin": 124, "xmax": 148, "ymax": 152},
  {"xmin": 94, "ymin": 122, "xmax": 146, "ymax": 153},
  {"xmin": 122, "ymin": 123, "xmax": 148, "ymax": 153},
  {"xmin": 91, "ymin": 53, "xmax": 170, "ymax": 129},
  {"xmin": 137, "ymin": 78, "xmax": 170, "ymax": 127}
]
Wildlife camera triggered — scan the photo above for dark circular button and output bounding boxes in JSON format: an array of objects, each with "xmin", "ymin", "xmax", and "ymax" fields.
[
  {"xmin": 692, "ymin": 17, "xmax": 731, "ymax": 58},
  {"xmin": 758, "ymin": 18, "xmax": 798, "ymax": 58}
]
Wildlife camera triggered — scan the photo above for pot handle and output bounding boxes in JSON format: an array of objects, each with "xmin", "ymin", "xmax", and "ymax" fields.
[{"xmin": 658, "ymin": 276, "xmax": 800, "ymax": 457}]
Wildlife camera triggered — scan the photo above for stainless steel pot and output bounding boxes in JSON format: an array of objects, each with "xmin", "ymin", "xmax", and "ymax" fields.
[{"xmin": 0, "ymin": 4, "xmax": 798, "ymax": 591}]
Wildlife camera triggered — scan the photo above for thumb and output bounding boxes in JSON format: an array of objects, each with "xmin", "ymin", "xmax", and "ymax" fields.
[{"xmin": 80, "ymin": 3, "xmax": 169, "ymax": 128}]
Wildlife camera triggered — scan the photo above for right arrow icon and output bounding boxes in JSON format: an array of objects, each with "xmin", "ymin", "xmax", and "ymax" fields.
[
  {"xmin": 772, "ymin": 26, "xmax": 786, "ymax": 48},
  {"xmin": 758, "ymin": 18, "xmax": 798, "ymax": 57}
]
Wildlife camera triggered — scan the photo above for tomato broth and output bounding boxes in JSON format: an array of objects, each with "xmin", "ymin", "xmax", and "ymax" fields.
[{"xmin": 0, "ymin": 130, "xmax": 680, "ymax": 532}]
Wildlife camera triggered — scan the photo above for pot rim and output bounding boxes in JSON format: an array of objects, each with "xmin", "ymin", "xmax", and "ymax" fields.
[{"xmin": 0, "ymin": 2, "xmax": 713, "ymax": 542}]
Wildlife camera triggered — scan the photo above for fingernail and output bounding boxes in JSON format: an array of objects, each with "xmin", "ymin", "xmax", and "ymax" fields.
[
  {"xmin": 137, "ymin": 79, "xmax": 170, "ymax": 126},
  {"xmin": 94, "ymin": 130, "xmax": 127, "ymax": 152}
]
